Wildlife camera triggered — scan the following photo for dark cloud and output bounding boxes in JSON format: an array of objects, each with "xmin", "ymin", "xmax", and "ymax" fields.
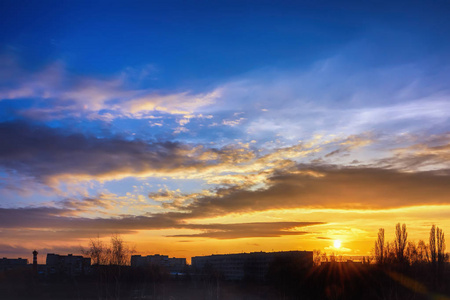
[
  {"xmin": 175, "ymin": 166, "xmax": 450, "ymax": 218},
  {"xmin": 0, "ymin": 207, "xmax": 75, "ymax": 228},
  {"xmin": 325, "ymin": 149, "xmax": 341, "ymax": 157},
  {"xmin": 0, "ymin": 121, "xmax": 262, "ymax": 188},
  {"xmin": 0, "ymin": 121, "xmax": 202, "ymax": 182},
  {"xmin": 0, "ymin": 206, "xmax": 324, "ymax": 241},
  {"xmin": 0, "ymin": 228, "xmax": 137, "ymax": 241},
  {"xmin": 167, "ymin": 222, "xmax": 321, "ymax": 239},
  {"xmin": 60, "ymin": 195, "xmax": 114, "ymax": 211},
  {"xmin": 0, "ymin": 206, "xmax": 178, "ymax": 231}
]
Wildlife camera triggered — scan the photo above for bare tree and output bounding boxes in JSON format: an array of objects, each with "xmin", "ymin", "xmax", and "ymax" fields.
[
  {"xmin": 375, "ymin": 228, "xmax": 385, "ymax": 264},
  {"xmin": 82, "ymin": 234, "xmax": 134, "ymax": 266},
  {"xmin": 83, "ymin": 236, "xmax": 108, "ymax": 265},
  {"xmin": 394, "ymin": 223, "xmax": 408, "ymax": 264},
  {"xmin": 82, "ymin": 234, "xmax": 135, "ymax": 300},
  {"xmin": 109, "ymin": 234, "xmax": 133, "ymax": 266}
]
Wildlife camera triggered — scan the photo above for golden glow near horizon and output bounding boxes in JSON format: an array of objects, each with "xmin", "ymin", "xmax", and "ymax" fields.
[{"xmin": 6, "ymin": 202, "xmax": 450, "ymax": 263}]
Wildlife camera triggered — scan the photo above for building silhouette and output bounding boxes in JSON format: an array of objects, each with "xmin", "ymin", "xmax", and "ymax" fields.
[
  {"xmin": 131, "ymin": 254, "xmax": 186, "ymax": 273},
  {"xmin": 0, "ymin": 257, "xmax": 28, "ymax": 272},
  {"xmin": 46, "ymin": 253, "xmax": 91, "ymax": 276},
  {"xmin": 192, "ymin": 250, "xmax": 313, "ymax": 281},
  {"xmin": 1, "ymin": 249, "xmax": 313, "ymax": 282}
]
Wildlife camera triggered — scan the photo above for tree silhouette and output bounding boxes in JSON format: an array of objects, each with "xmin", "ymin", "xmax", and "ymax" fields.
[
  {"xmin": 417, "ymin": 240, "xmax": 429, "ymax": 263},
  {"xmin": 394, "ymin": 223, "xmax": 407, "ymax": 264},
  {"xmin": 83, "ymin": 236, "xmax": 108, "ymax": 265},
  {"xmin": 405, "ymin": 241, "xmax": 418, "ymax": 265},
  {"xmin": 374, "ymin": 224, "xmax": 448, "ymax": 267},
  {"xmin": 82, "ymin": 234, "xmax": 135, "ymax": 299},
  {"xmin": 430, "ymin": 225, "xmax": 437, "ymax": 265},
  {"xmin": 109, "ymin": 234, "xmax": 132, "ymax": 266},
  {"xmin": 313, "ymin": 250, "xmax": 322, "ymax": 266},
  {"xmin": 437, "ymin": 227, "xmax": 446, "ymax": 265},
  {"xmin": 82, "ymin": 234, "xmax": 134, "ymax": 266},
  {"xmin": 374, "ymin": 228, "xmax": 385, "ymax": 264},
  {"xmin": 384, "ymin": 241, "xmax": 395, "ymax": 264}
]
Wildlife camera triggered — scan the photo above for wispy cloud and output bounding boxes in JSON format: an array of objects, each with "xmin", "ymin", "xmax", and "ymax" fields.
[
  {"xmin": 0, "ymin": 57, "xmax": 220, "ymax": 121},
  {"xmin": 377, "ymin": 133, "xmax": 450, "ymax": 171}
]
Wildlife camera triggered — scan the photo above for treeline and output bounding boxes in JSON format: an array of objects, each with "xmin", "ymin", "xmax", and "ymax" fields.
[{"xmin": 374, "ymin": 223, "xmax": 447, "ymax": 266}]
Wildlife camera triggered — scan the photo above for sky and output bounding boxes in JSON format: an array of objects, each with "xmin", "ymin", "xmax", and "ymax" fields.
[{"xmin": 1, "ymin": 0, "xmax": 450, "ymax": 263}]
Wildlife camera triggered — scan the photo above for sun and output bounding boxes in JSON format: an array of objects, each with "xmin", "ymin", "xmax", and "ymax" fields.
[{"xmin": 334, "ymin": 240, "xmax": 342, "ymax": 249}]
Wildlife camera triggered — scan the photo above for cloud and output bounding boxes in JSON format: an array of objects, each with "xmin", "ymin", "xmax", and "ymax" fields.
[
  {"xmin": 0, "ymin": 172, "xmax": 51, "ymax": 196},
  {"xmin": 148, "ymin": 187, "xmax": 182, "ymax": 202},
  {"xmin": 0, "ymin": 206, "xmax": 177, "ymax": 232},
  {"xmin": 377, "ymin": 133, "xmax": 450, "ymax": 170},
  {"xmin": 124, "ymin": 91, "xmax": 219, "ymax": 117},
  {"xmin": 0, "ymin": 121, "xmax": 319, "ymax": 189},
  {"xmin": 2, "ymin": 117, "xmax": 449, "ymax": 207},
  {"xmin": 3, "ymin": 120, "xmax": 449, "ymax": 217},
  {"xmin": 325, "ymin": 132, "xmax": 375, "ymax": 158},
  {"xmin": 0, "ymin": 205, "xmax": 322, "ymax": 240},
  {"xmin": 0, "ymin": 57, "xmax": 220, "ymax": 120},
  {"xmin": 222, "ymin": 117, "xmax": 246, "ymax": 127},
  {"xmin": 195, "ymin": 49, "xmax": 450, "ymax": 143},
  {"xmin": 2, "ymin": 164, "xmax": 450, "ymax": 244},
  {"xmin": 0, "ymin": 121, "xmax": 210, "ymax": 184},
  {"xmin": 2, "ymin": 50, "xmax": 449, "ymax": 151},
  {"xmin": 0, "ymin": 243, "xmax": 84, "ymax": 260},
  {"xmin": 173, "ymin": 165, "xmax": 450, "ymax": 219},
  {"xmin": 167, "ymin": 222, "xmax": 322, "ymax": 239},
  {"xmin": 0, "ymin": 121, "xmax": 272, "ymax": 192},
  {"xmin": 59, "ymin": 194, "xmax": 116, "ymax": 211}
]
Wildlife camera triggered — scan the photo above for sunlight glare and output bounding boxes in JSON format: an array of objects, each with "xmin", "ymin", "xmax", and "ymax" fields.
[{"xmin": 334, "ymin": 240, "xmax": 341, "ymax": 249}]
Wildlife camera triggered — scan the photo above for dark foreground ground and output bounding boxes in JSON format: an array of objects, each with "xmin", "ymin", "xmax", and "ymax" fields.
[{"xmin": 1, "ymin": 263, "xmax": 450, "ymax": 300}]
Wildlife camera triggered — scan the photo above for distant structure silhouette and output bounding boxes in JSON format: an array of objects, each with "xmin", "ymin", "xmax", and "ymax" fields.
[{"xmin": 32, "ymin": 250, "xmax": 38, "ymax": 276}]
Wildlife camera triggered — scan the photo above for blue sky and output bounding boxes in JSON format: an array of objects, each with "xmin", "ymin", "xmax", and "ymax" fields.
[{"xmin": 1, "ymin": 1, "xmax": 450, "ymax": 260}]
